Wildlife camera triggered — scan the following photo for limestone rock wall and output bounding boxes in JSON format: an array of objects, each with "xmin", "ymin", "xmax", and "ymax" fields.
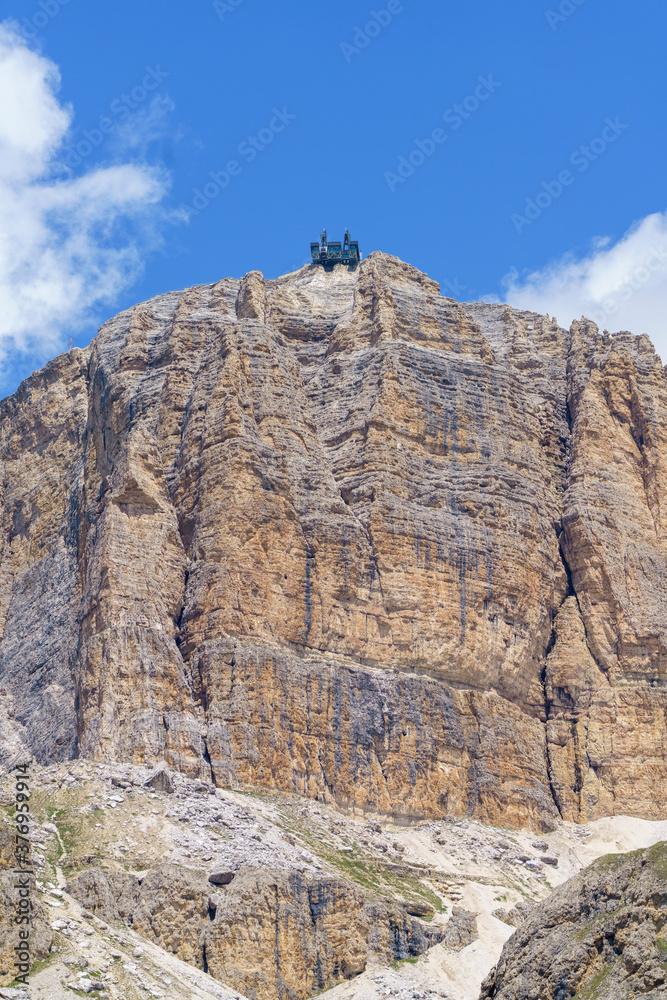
[
  {"xmin": 1, "ymin": 253, "xmax": 666, "ymax": 827},
  {"xmin": 66, "ymin": 864, "xmax": 443, "ymax": 999},
  {"xmin": 197, "ymin": 639, "xmax": 559, "ymax": 830}
]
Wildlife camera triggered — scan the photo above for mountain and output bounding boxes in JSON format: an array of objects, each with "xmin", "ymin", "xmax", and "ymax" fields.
[
  {"xmin": 482, "ymin": 841, "xmax": 667, "ymax": 1000},
  {"xmin": 1, "ymin": 252, "xmax": 666, "ymax": 831}
]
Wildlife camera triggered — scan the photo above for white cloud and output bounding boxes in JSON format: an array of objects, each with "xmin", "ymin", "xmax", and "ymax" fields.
[
  {"xmin": 112, "ymin": 94, "xmax": 183, "ymax": 158},
  {"xmin": 0, "ymin": 22, "xmax": 177, "ymax": 380},
  {"xmin": 495, "ymin": 213, "xmax": 667, "ymax": 363}
]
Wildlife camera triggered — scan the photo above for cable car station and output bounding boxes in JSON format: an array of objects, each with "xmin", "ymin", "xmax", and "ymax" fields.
[{"xmin": 311, "ymin": 229, "xmax": 361, "ymax": 268}]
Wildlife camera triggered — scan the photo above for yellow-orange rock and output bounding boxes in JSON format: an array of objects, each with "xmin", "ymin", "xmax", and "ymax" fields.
[
  {"xmin": 0, "ymin": 254, "xmax": 666, "ymax": 829},
  {"xmin": 66, "ymin": 863, "xmax": 443, "ymax": 999}
]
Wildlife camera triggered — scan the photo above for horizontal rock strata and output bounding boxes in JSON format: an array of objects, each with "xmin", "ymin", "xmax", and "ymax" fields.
[
  {"xmin": 197, "ymin": 639, "xmax": 559, "ymax": 830},
  {"xmin": 1, "ymin": 254, "xmax": 666, "ymax": 827}
]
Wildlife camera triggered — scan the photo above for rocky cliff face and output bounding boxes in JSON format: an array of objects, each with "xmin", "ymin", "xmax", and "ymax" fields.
[
  {"xmin": 481, "ymin": 842, "xmax": 667, "ymax": 1000},
  {"xmin": 66, "ymin": 863, "xmax": 443, "ymax": 999},
  {"xmin": 1, "ymin": 253, "xmax": 666, "ymax": 828}
]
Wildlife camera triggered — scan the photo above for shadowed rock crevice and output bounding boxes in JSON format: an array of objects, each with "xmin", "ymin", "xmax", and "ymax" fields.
[
  {"xmin": 201, "ymin": 733, "xmax": 214, "ymax": 784},
  {"xmin": 556, "ymin": 530, "xmax": 600, "ymax": 676}
]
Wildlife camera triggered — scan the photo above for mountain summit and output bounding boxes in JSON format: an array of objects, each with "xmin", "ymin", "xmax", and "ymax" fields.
[{"xmin": 1, "ymin": 252, "xmax": 666, "ymax": 830}]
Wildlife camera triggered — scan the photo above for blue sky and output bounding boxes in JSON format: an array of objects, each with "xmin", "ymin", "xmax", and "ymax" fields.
[{"xmin": 1, "ymin": 0, "xmax": 666, "ymax": 394}]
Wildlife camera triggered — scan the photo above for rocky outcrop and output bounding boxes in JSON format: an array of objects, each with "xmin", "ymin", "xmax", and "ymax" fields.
[
  {"xmin": 492, "ymin": 901, "xmax": 534, "ymax": 929},
  {"xmin": 545, "ymin": 324, "xmax": 667, "ymax": 823},
  {"xmin": 441, "ymin": 906, "xmax": 478, "ymax": 950},
  {"xmin": 481, "ymin": 841, "xmax": 667, "ymax": 1000},
  {"xmin": 1, "ymin": 254, "xmax": 666, "ymax": 827},
  {"xmin": 66, "ymin": 863, "xmax": 443, "ymax": 999},
  {"xmin": 0, "ymin": 823, "xmax": 53, "ymax": 986}
]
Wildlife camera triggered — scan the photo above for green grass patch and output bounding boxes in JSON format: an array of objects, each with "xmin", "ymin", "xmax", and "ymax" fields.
[
  {"xmin": 575, "ymin": 964, "xmax": 612, "ymax": 1000},
  {"xmin": 274, "ymin": 806, "xmax": 444, "ymax": 916},
  {"xmin": 235, "ymin": 788, "xmax": 274, "ymax": 803},
  {"xmin": 43, "ymin": 804, "xmax": 98, "ymax": 862},
  {"xmin": 24, "ymin": 950, "xmax": 58, "ymax": 977},
  {"xmin": 592, "ymin": 847, "xmax": 645, "ymax": 872},
  {"xmin": 392, "ymin": 957, "xmax": 418, "ymax": 969},
  {"xmin": 646, "ymin": 842, "xmax": 667, "ymax": 879}
]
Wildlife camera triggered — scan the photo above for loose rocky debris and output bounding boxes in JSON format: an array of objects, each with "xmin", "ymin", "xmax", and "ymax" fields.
[
  {"xmin": 207, "ymin": 870, "xmax": 235, "ymax": 886},
  {"xmin": 143, "ymin": 766, "xmax": 173, "ymax": 795},
  {"xmin": 2, "ymin": 761, "xmax": 667, "ymax": 1000}
]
